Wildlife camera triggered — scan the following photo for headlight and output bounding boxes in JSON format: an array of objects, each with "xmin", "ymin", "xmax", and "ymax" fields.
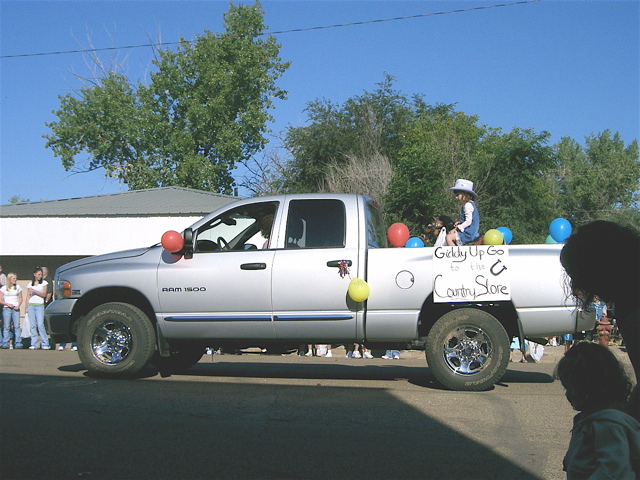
[{"xmin": 55, "ymin": 280, "xmax": 72, "ymax": 299}]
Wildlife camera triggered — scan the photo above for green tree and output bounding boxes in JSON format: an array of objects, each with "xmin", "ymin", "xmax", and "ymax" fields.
[
  {"xmin": 45, "ymin": 1, "xmax": 289, "ymax": 194},
  {"xmin": 554, "ymin": 131, "xmax": 640, "ymax": 230},
  {"xmin": 385, "ymin": 105, "xmax": 485, "ymax": 234},
  {"xmin": 473, "ymin": 127, "xmax": 557, "ymax": 243},
  {"xmin": 282, "ymin": 74, "xmax": 424, "ymax": 193},
  {"xmin": 270, "ymin": 77, "xmax": 639, "ymax": 241},
  {"xmin": 8, "ymin": 195, "xmax": 30, "ymax": 204}
]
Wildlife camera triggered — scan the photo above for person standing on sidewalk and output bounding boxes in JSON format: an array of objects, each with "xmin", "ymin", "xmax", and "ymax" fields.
[
  {"xmin": 0, "ymin": 273, "xmax": 23, "ymax": 349},
  {"xmin": 352, "ymin": 343, "xmax": 373, "ymax": 359},
  {"xmin": 382, "ymin": 349, "xmax": 401, "ymax": 360},
  {"xmin": 27, "ymin": 267, "xmax": 49, "ymax": 350}
]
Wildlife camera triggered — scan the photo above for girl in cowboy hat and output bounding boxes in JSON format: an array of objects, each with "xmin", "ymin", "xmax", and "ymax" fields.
[{"xmin": 446, "ymin": 179, "xmax": 481, "ymax": 246}]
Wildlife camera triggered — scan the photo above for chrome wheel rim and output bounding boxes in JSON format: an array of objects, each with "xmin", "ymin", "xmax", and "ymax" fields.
[
  {"xmin": 442, "ymin": 325, "xmax": 492, "ymax": 376},
  {"xmin": 91, "ymin": 319, "xmax": 133, "ymax": 365}
]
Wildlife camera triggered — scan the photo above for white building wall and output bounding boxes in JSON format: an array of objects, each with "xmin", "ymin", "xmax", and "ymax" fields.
[{"xmin": 1, "ymin": 216, "xmax": 201, "ymax": 256}]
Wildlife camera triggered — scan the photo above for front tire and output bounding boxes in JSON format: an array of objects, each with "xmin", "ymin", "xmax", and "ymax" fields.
[
  {"xmin": 77, "ymin": 302, "xmax": 156, "ymax": 378},
  {"xmin": 425, "ymin": 308, "xmax": 509, "ymax": 391}
]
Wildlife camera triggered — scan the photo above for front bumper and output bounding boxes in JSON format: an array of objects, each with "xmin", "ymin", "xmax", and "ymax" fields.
[{"xmin": 45, "ymin": 299, "xmax": 77, "ymax": 336}]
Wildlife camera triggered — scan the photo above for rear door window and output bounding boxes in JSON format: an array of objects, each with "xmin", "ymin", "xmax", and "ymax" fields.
[{"xmin": 285, "ymin": 199, "xmax": 345, "ymax": 249}]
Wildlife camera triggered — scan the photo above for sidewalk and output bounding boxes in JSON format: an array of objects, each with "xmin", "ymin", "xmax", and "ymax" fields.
[
  {"xmin": 532, "ymin": 343, "xmax": 631, "ymax": 365},
  {"xmin": 322, "ymin": 342, "xmax": 633, "ymax": 368}
]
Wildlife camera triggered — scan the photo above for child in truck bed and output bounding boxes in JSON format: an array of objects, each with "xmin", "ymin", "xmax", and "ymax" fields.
[{"xmin": 446, "ymin": 179, "xmax": 480, "ymax": 246}]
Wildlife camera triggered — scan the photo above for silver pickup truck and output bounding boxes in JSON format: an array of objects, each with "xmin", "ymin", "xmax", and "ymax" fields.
[{"xmin": 46, "ymin": 193, "xmax": 593, "ymax": 390}]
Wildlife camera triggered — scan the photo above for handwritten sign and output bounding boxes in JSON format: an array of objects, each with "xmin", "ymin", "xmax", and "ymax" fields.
[{"xmin": 432, "ymin": 245, "xmax": 510, "ymax": 303}]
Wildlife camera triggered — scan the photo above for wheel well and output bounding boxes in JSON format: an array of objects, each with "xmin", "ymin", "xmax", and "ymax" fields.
[
  {"xmin": 417, "ymin": 294, "xmax": 520, "ymax": 341},
  {"xmin": 71, "ymin": 287, "xmax": 156, "ymax": 334}
]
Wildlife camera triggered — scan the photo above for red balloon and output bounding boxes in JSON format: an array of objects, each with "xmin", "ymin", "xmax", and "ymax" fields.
[
  {"xmin": 161, "ymin": 230, "xmax": 184, "ymax": 253},
  {"xmin": 387, "ymin": 223, "xmax": 410, "ymax": 247}
]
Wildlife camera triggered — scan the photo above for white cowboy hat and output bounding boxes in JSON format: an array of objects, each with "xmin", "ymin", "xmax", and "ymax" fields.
[{"xmin": 448, "ymin": 179, "xmax": 478, "ymax": 199}]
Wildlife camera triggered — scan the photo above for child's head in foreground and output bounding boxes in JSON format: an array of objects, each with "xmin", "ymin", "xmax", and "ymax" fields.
[{"xmin": 555, "ymin": 341, "xmax": 633, "ymax": 413}]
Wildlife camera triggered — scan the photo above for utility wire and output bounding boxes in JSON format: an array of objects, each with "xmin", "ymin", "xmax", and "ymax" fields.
[{"xmin": 1, "ymin": 0, "xmax": 540, "ymax": 59}]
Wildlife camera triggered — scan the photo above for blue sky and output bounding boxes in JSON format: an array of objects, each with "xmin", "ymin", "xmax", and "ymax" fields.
[{"xmin": 1, "ymin": 0, "xmax": 638, "ymax": 203}]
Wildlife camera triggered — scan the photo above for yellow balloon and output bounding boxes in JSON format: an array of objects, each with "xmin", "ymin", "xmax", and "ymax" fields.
[
  {"xmin": 484, "ymin": 229, "xmax": 504, "ymax": 245},
  {"xmin": 348, "ymin": 278, "xmax": 370, "ymax": 302}
]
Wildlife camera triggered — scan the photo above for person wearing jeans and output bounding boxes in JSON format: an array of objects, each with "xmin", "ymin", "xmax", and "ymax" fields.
[
  {"xmin": 1, "ymin": 272, "xmax": 23, "ymax": 349},
  {"xmin": 27, "ymin": 267, "xmax": 49, "ymax": 350},
  {"xmin": 382, "ymin": 349, "xmax": 401, "ymax": 359}
]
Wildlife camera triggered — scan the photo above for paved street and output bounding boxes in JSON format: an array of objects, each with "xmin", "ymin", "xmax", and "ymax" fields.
[{"xmin": 0, "ymin": 344, "xmax": 634, "ymax": 480}]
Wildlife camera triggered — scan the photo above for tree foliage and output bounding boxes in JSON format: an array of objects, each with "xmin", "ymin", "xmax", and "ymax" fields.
[
  {"xmin": 554, "ymin": 131, "xmax": 640, "ymax": 230},
  {"xmin": 45, "ymin": 1, "xmax": 289, "ymax": 194},
  {"xmin": 280, "ymin": 79, "xmax": 639, "ymax": 242},
  {"xmin": 323, "ymin": 150, "xmax": 393, "ymax": 203},
  {"xmin": 385, "ymin": 106, "xmax": 485, "ymax": 233},
  {"xmin": 473, "ymin": 128, "xmax": 557, "ymax": 243},
  {"xmin": 8, "ymin": 195, "xmax": 30, "ymax": 204},
  {"xmin": 282, "ymin": 74, "xmax": 424, "ymax": 193}
]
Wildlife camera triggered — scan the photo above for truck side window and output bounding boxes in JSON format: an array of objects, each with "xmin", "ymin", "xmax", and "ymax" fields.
[
  {"xmin": 195, "ymin": 202, "xmax": 278, "ymax": 252},
  {"xmin": 285, "ymin": 200, "xmax": 345, "ymax": 249},
  {"xmin": 365, "ymin": 200, "xmax": 387, "ymax": 248}
]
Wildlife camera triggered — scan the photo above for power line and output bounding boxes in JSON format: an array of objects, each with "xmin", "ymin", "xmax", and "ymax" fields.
[
  {"xmin": 1, "ymin": 0, "xmax": 540, "ymax": 59},
  {"xmin": 268, "ymin": 0, "xmax": 540, "ymax": 34}
]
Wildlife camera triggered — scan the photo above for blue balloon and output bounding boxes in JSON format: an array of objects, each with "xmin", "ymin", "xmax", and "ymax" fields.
[
  {"xmin": 496, "ymin": 227, "xmax": 513, "ymax": 245},
  {"xmin": 545, "ymin": 235, "xmax": 558, "ymax": 244},
  {"xmin": 405, "ymin": 237, "xmax": 425, "ymax": 248},
  {"xmin": 549, "ymin": 218, "xmax": 572, "ymax": 243}
]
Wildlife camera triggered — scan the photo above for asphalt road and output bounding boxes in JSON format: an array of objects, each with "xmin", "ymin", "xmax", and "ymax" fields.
[{"xmin": 0, "ymin": 345, "xmax": 634, "ymax": 480}]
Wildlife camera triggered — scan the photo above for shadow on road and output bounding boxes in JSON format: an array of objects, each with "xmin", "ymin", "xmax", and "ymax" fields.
[
  {"xmin": 177, "ymin": 361, "xmax": 553, "ymax": 388},
  {"xmin": 1, "ymin": 369, "xmax": 545, "ymax": 480},
  {"xmin": 58, "ymin": 357, "xmax": 555, "ymax": 388}
]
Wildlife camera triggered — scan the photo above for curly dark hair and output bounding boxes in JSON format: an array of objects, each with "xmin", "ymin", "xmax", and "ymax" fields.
[
  {"xmin": 560, "ymin": 220, "xmax": 640, "ymax": 308},
  {"xmin": 555, "ymin": 342, "xmax": 633, "ymax": 412}
]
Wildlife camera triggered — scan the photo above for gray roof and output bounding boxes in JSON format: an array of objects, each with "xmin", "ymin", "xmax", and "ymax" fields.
[{"xmin": 0, "ymin": 187, "xmax": 240, "ymax": 218}]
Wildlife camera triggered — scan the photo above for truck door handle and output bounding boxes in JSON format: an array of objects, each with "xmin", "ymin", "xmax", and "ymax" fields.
[
  {"xmin": 326, "ymin": 260, "xmax": 352, "ymax": 268},
  {"xmin": 240, "ymin": 263, "xmax": 267, "ymax": 270}
]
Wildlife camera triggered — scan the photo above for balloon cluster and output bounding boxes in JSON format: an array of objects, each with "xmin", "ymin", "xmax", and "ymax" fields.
[
  {"xmin": 484, "ymin": 227, "xmax": 513, "ymax": 245},
  {"xmin": 388, "ymin": 222, "xmax": 516, "ymax": 246}
]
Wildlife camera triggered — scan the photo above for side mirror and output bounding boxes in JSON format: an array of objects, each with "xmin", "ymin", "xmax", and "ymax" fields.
[{"xmin": 183, "ymin": 228, "xmax": 193, "ymax": 259}]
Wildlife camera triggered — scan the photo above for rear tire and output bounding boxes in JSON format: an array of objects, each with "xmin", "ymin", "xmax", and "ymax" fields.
[
  {"xmin": 77, "ymin": 302, "xmax": 156, "ymax": 378},
  {"xmin": 425, "ymin": 308, "xmax": 509, "ymax": 391}
]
